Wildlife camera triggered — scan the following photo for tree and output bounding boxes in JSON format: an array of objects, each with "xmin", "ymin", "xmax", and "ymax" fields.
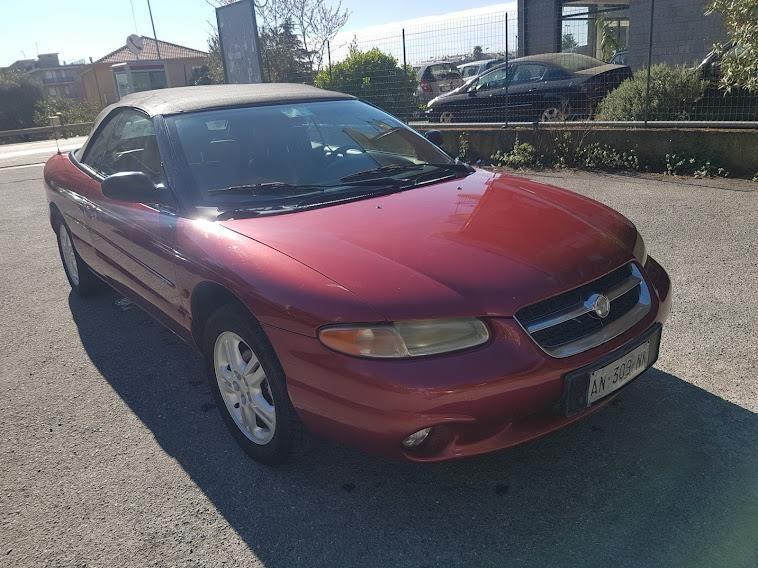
[
  {"xmin": 561, "ymin": 33, "xmax": 577, "ymax": 51},
  {"xmin": 472, "ymin": 45, "xmax": 484, "ymax": 60},
  {"xmin": 284, "ymin": 0, "xmax": 349, "ymax": 71},
  {"xmin": 314, "ymin": 46, "xmax": 418, "ymax": 120},
  {"xmin": 0, "ymin": 70, "xmax": 42, "ymax": 131},
  {"xmin": 706, "ymin": 0, "xmax": 758, "ymax": 92},
  {"xmin": 595, "ymin": 16, "xmax": 621, "ymax": 61},
  {"xmin": 260, "ymin": 18, "xmax": 313, "ymax": 82},
  {"xmin": 191, "ymin": 31, "xmax": 225, "ymax": 85},
  {"xmin": 210, "ymin": 0, "xmax": 349, "ymax": 73}
]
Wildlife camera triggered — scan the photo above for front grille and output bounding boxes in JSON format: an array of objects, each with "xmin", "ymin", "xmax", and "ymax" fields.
[{"xmin": 516, "ymin": 263, "xmax": 651, "ymax": 358}]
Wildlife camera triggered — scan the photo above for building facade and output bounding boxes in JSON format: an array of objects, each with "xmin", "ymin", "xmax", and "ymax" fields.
[
  {"xmin": 3, "ymin": 53, "xmax": 87, "ymax": 99},
  {"xmin": 80, "ymin": 37, "xmax": 207, "ymax": 107},
  {"xmin": 517, "ymin": 0, "xmax": 726, "ymax": 69}
]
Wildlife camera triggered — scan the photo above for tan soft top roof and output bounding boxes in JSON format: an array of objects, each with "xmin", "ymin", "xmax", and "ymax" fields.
[{"xmin": 97, "ymin": 83, "xmax": 354, "ymax": 119}]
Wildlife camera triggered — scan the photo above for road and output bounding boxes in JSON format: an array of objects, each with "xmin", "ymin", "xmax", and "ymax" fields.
[
  {"xmin": 0, "ymin": 163, "xmax": 756, "ymax": 567},
  {"xmin": 0, "ymin": 136, "xmax": 86, "ymax": 169}
]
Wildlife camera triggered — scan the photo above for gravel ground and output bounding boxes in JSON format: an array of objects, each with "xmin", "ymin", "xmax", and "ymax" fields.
[{"xmin": 0, "ymin": 164, "xmax": 756, "ymax": 568}]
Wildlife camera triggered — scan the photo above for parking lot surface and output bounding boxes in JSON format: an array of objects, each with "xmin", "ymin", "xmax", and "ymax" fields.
[{"xmin": 1, "ymin": 162, "xmax": 756, "ymax": 567}]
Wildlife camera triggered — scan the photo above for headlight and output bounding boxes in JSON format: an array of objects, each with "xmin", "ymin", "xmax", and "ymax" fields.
[
  {"xmin": 319, "ymin": 318, "xmax": 490, "ymax": 358},
  {"xmin": 633, "ymin": 232, "xmax": 647, "ymax": 265}
]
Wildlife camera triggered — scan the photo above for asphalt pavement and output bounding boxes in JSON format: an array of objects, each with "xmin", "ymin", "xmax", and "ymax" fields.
[
  {"xmin": 0, "ymin": 161, "xmax": 756, "ymax": 567},
  {"xmin": 0, "ymin": 136, "xmax": 86, "ymax": 169}
]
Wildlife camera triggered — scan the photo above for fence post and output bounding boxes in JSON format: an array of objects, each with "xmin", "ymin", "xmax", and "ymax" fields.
[
  {"xmin": 644, "ymin": 0, "xmax": 655, "ymax": 124},
  {"xmin": 327, "ymin": 41, "xmax": 332, "ymax": 83},
  {"xmin": 402, "ymin": 28, "xmax": 408, "ymax": 77},
  {"xmin": 505, "ymin": 15, "xmax": 509, "ymax": 125}
]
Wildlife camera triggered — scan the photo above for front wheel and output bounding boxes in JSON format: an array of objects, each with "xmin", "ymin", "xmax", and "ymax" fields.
[
  {"xmin": 55, "ymin": 221, "xmax": 102, "ymax": 296},
  {"xmin": 203, "ymin": 305, "xmax": 299, "ymax": 465}
]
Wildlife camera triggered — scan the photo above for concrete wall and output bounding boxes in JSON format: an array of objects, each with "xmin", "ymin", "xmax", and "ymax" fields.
[
  {"xmin": 417, "ymin": 124, "xmax": 758, "ymax": 177},
  {"xmin": 628, "ymin": 0, "xmax": 726, "ymax": 69}
]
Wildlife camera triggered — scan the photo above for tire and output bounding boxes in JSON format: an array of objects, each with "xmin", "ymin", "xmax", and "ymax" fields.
[
  {"xmin": 540, "ymin": 99, "xmax": 571, "ymax": 122},
  {"xmin": 202, "ymin": 304, "xmax": 299, "ymax": 465},
  {"xmin": 55, "ymin": 220, "xmax": 103, "ymax": 297}
]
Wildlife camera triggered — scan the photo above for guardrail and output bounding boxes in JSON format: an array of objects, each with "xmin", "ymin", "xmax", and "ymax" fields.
[
  {"xmin": 409, "ymin": 121, "xmax": 758, "ymax": 130},
  {"xmin": 0, "ymin": 122, "xmax": 93, "ymax": 141}
]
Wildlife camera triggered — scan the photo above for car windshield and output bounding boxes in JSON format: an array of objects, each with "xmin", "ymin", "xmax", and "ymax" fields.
[{"xmin": 165, "ymin": 99, "xmax": 457, "ymax": 213}]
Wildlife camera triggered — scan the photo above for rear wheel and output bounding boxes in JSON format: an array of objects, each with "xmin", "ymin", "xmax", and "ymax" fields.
[
  {"xmin": 55, "ymin": 220, "xmax": 102, "ymax": 296},
  {"xmin": 540, "ymin": 99, "xmax": 571, "ymax": 122},
  {"xmin": 203, "ymin": 305, "xmax": 298, "ymax": 465}
]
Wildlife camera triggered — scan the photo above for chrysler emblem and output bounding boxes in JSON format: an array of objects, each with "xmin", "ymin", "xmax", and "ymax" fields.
[{"xmin": 586, "ymin": 293, "xmax": 611, "ymax": 319}]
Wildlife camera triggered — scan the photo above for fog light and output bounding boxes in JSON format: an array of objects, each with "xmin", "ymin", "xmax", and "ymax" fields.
[{"xmin": 402, "ymin": 427, "xmax": 432, "ymax": 449}]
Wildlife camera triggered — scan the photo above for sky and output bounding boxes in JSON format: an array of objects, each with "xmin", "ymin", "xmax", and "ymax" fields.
[{"xmin": 0, "ymin": 0, "xmax": 516, "ymax": 67}]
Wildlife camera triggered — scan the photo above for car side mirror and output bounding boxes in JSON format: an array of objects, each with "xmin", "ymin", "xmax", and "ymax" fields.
[
  {"xmin": 101, "ymin": 171, "xmax": 167, "ymax": 204},
  {"xmin": 424, "ymin": 130, "xmax": 444, "ymax": 147}
]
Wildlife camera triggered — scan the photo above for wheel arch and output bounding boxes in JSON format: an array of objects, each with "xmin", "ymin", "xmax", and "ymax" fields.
[{"xmin": 190, "ymin": 281, "xmax": 254, "ymax": 347}]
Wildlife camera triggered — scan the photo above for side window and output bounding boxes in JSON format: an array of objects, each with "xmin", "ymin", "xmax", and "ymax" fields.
[
  {"xmin": 478, "ymin": 66, "xmax": 511, "ymax": 91},
  {"xmin": 511, "ymin": 64, "xmax": 547, "ymax": 84},
  {"xmin": 82, "ymin": 109, "xmax": 162, "ymax": 183}
]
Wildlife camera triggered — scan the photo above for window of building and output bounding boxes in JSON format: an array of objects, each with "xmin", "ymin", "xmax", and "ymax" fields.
[{"xmin": 560, "ymin": 1, "xmax": 629, "ymax": 63}]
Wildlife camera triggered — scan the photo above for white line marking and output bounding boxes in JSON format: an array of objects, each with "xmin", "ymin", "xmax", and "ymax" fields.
[{"xmin": 0, "ymin": 162, "xmax": 46, "ymax": 171}]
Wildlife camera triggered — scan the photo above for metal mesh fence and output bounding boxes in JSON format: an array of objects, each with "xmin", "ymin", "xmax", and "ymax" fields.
[{"xmin": 283, "ymin": 4, "xmax": 756, "ymax": 125}]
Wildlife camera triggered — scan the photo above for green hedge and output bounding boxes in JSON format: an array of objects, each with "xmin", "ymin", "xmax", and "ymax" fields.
[{"xmin": 596, "ymin": 65, "xmax": 707, "ymax": 121}]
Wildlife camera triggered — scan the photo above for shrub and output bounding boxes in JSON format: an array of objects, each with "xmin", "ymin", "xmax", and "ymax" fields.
[
  {"xmin": 577, "ymin": 142, "xmax": 639, "ymax": 171},
  {"xmin": 552, "ymin": 132, "xmax": 639, "ymax": 171},
  {"xmin": 314, "ymin": 47, "xmax": 417, "ymax": 120},
  {"xmin": 34, "ymin": 97, "xmax": 99, "ymax": 127},
  {"xmin": 0, "ymin": 70, "xmax": 43, "ymax": 131},
  {"xmin": 491, "ymin": 140, "xmax": 542, "ymax": 169},
  {"xmin": 595, "ymin": 65, "xmax": 707, "ymax": 121},
  {"xmin": 665, "ymin": 154, "xmax": 729, "ymax": 178},
  {"xmin": 457, "ymin": 133, "xmax": 470, "ymax": 161}
]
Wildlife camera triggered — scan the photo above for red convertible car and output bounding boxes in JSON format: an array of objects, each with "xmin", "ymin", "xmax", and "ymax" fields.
[{"xmin": 44, "ymin": 84, "xmax": 671, "ymax": 464}]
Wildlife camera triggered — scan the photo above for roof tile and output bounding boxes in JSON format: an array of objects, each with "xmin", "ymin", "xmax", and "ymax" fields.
[{"xmin": 97, "ymin": 37, "xmax": 207, "ymax": 63}]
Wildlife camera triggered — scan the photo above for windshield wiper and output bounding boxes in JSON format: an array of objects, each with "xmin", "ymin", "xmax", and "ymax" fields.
[
  {"xmin": 340, "ymin": 162, "xmax": 474, "ymax": 183},
  {"xmin": 208, "ymin": 181, "xmax": 332, "ymax": 195},
  {"xmin": 340, "ymin": 164, "xmax": 426, "ymax": 182},
  {"xmin": 420, "ymin": 162, "xmax": 476, "ymax": 174},
  {"xmin": 216, "ymin": 204, "xmax": 298, "ymax": 220}
]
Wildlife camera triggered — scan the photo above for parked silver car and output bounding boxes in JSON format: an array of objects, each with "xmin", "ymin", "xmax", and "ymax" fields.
[
  {"xmin": 457, "ymin": 58, "xmax": 507, "ymax": 79},
  {"xmin": 413, "ymin": 61, "xmax": 464, "ymax": 104}
]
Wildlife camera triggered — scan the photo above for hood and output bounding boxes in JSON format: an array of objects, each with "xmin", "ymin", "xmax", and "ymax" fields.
[
  {"xmin": 428, "ymin": 78, "xmax": 476, "ymax": 107},
  {"xmin": 220, "ymin": 170, "xmax": 637, "ymax": 320}
]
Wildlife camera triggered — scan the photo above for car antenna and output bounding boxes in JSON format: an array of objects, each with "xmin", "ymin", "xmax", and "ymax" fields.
[{"xmin": 50, "ymin": 113, "xmax": 62, "ymax": 154}]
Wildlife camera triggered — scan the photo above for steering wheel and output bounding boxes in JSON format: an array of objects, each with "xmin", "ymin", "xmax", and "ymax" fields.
[{"xmin": 325, "ymin": 144, "xmax": 364, "ymax": 160}]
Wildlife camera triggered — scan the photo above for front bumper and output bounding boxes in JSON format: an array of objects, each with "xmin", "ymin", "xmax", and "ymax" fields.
[{"xmin": 266, "ymin": 257, "xmax": 672, "ymax": 462}]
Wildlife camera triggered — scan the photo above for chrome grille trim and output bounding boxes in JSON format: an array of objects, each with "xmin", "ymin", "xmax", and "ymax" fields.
[{"xmin": 516, "ymin": 264, "xmax": 651, "ymax": 358}]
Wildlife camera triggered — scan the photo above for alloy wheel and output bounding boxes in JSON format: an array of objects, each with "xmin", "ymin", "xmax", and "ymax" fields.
[
  {"xmin": 540, "ymin": 101, "xmax": 571, "ymax": 122},
  {"xmin": 213, "ymin": 331, "xmax": 276, "ymax": 445}
]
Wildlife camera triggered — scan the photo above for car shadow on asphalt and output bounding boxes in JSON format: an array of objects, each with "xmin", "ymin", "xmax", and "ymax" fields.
[{"xmin": 68, "ymin": 292, "xmax": 758, "ymax": 568}]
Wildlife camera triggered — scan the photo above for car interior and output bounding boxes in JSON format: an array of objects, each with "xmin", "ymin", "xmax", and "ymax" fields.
[{"xmin": 172, "ymin": 108, "xmax": 439, "ymax": 196}]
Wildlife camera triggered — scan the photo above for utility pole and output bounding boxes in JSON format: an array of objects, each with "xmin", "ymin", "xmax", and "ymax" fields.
[{"xmin": 146, "ymin": 0, "xmax": 163, "ymax": 61}]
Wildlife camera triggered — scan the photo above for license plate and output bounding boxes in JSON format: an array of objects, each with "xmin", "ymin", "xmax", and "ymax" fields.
[{"xmin": 587, "ymin": 341, "xmax": 650, "ymax": 404}]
